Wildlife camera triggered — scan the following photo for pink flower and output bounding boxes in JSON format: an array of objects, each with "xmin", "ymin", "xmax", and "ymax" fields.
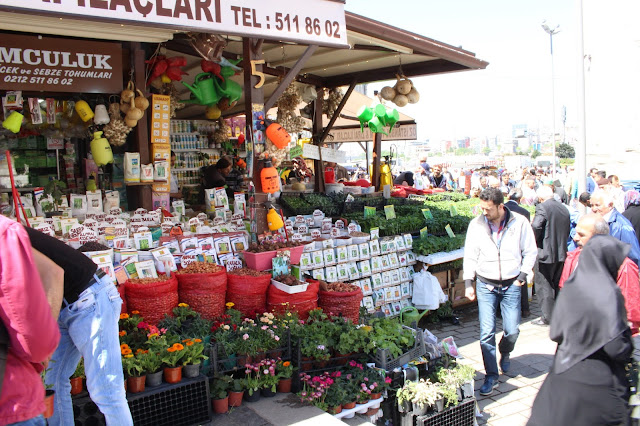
[
  {"xmin": 261, "ymin": 325, "xmax": 268, "ymax": 330},
  {"xmin": 364, "ymin": 377, "xmax": 368, "ymax": 382},
  {"xmin": 301, "ymin": 391, "xmax": 307, "ymax": 397},
  {"xmin": 264, "ymin": 369, "xmax": 269, "ymax": 375},
  {"xmin": 137, "ymin": 321, "xmax": 149, "ymax": 329},
  {"xmin": 349, "ymin": 360, "xmax": 357, "ymax": 367},
  {"xmin": 274, "ymin": 335, "xmax": 280, "ymax": 341},
  {"xmin": 160, "ymin": 328, "xmax": 167, "ymax": 334},
  {"xmin": 385, "ymin": 377, "xmax": 392, "ymax": 384},
  {"xmin": 242, "ymin": 333, "xmax": 249, "ymax": 340}
]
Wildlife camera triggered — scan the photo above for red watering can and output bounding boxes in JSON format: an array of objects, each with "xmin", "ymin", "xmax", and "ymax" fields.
[{"xmin": 324, "ymin": 167, "xmax": 336, "ymax": 184}]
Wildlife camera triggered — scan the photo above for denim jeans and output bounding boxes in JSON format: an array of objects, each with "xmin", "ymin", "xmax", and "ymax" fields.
[
  {"xmin": 477, "ymin": 279, "xmax": 521, "ymax": 379},
  {"xmin": 45, "ymin": 274, "xmax": 133, "ymax": 426},
  {"xmin": 8, "ymin": 415, "xmax": 46, "ymax": 426}
]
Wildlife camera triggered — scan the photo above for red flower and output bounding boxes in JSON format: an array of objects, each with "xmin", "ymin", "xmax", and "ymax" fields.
[
  {"xmin": 137, "ymin": 321, "xmax": 149, "ymax": 329},
  {"xmin": 232, "ymin": 324, "xmax": 237, "ymax": 331}
]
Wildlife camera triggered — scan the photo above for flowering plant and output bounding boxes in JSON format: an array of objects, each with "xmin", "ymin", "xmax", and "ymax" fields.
[
  {"xmin": 122, "ymin": 352, "xmax": 144, "ymax": 378},
  {"xmin": 334, "ymin": 320, "xmax": 368, "ymax": 355},
  {"xmin": 118, "ymin": 312, "xmax": 149, "ymax": 351},
  {"xmin": 159, "ymin": 303, "xmax": 212, "ymax": 340},
  {"xmin": 180, "ymin": 338, "xmax": 208, "ymax": 365},
  {"xmin": 71, "ymin": 358, "xmax": 84, "ymax": 379},
  {"xmin": 145, "ymin": 330, "xmax": 171, "ymax": 354},
  {"xmin": 276, "ymin": 360, "xmax": 294, "ymax": 379},
  {"xmin": 139, "ymin": 350, "xmax": 162, "ymax": 374},
  {"xmin": 366, "ymin": 368, "xmax": 393, "ymax": 394},
  {"xmin": 160, "ymin": 342, "xmax": 186, "ymax": 367},
  {"xmin": 244, "ymin": 358, "xmax": 279, "ymax": 395},
  {"xmin": 412, "ymin": 379, "xmax": 443, "ymax": 408},
  {"xmin": 298, "ymin": 372, "xmax": 334, "ymax": 411}
]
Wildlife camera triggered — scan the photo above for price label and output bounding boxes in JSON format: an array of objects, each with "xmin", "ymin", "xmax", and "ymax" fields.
[
  {"xmin": 420, "ymin": 226, "xmax": 429, "ymax": 239},
  {"xmin": 295, "ymin": 215, "xmax": 305, "ymax": 224},
  {"xmin": 170, "ymin": 225, "xmax": 184, "ymax": 237},
  {"xmin": 450, "ymin": 204, "xmax": 458, "ymax": 217},
  {"xmin": 348, "ymin": 223, "xmax": 358, "ymax": 233},
  {"xmin": 292, "ymin": 233, "xmax": 303, "ymax": 242},
  {"xmin": 310, "ymin": 229, "xmax": 321, "ymax": 239},
  {"xmin": 83, "ymin": 218, "xmax": 97, "ymax": 230},
  {"xmin": 104, "ymin": 214, "xmax": 117, "ymax": 224},
  {"xmin": 79, "ymin": 228, "xmax": 97, "ymax": 243},
  {"xmin": 161, "ymin": 221, "xmax": 174, "ymax": 234},
  {"xmin": 213, "ymin": 217, "xmax": 225, "ymax": 225},
  {"xmin": 197, "ymin": 212, "xmax": 208, "ymax": 222},
  {"xmin": 331, "ymin": 227, "xmax": 340, "ymax": 237},
  {"xmin": 181, "ymin": 254, "xmax": 198, "ymax": 268},
  {"xmin": 68, "ymin": 224, "xmax": 85, "ymax": 239},
  {"xmin": 298, "ymin": 224, "xmax": 308, "ymax": 234},
  {"xmin": 226, "ymin": 258, "xmax": 243, "ymax": 272},
  {"xmin": 285, "ymin": 219, "xmax": 293, "ymax": 227},
  {"xmin": 36, "ymin": 223, "xmax": 55, "ymax": 237},
  {"xmin": 364, "ymin": 206, "xmax": 376, "ymax": 219},
  {"xmin": 135, "ymin": 208, "xmax": 147, "ymax": 216},
  {"xmin": 109, "ymin": 207, "xmax": 122, "ymax": 216},
  {"xmin": 384, "ymin": 205, "xmax": 396, "ymax": 220},
  {"xmin": 422, "ymin": 208, "xmax": 433, "ymax": 220},
  {"xmin": 445, "ymin": 224, "xmax": 456, "ymax": 238},
  {"xmin": 306, "ymin": 217, "xmax": 314, "ymax": 226},
  {"xmin": 335, "ymin": 220, "xmax": 345, "ymax": 229}
]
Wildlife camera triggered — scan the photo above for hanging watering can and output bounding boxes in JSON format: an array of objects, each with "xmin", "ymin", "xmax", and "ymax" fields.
[
  {"xmin": 400, "ymin": 306, "xmax": 429, "ymax": 326},
  {"xmin": 368, "ymin": 116, "xmax": 388, "ymax": 135},
  {"xmin": 181, "ymin": 73, "xmax": 222, "ymax": 106},
  {"xmin": 91, "ymin": 131, "xmax": 113, "ymax": 166},
  {"xmin": 212, "ymin": 77, "xmax": 243, "ymax": 104},
  {"xmin": 357, "ymin": 105, "xmax": 374, "ymax": 132},
  {"xmin": 385, "ymin": 109, "xmax": 400, "ymax": 130}
]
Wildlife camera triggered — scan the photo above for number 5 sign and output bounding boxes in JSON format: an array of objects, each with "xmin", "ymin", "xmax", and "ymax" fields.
[{"xmin": 251, "ymin": 60, "xmax": 266, "ymax": 88}]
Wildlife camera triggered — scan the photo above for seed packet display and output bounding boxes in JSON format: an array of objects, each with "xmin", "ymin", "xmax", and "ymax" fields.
[
  {"xmin": 179, "ymin": 236, "xmax": 198, "ymax": 252},
  {"xmin": 369, "ymin": 239, "xmax": 380, "ymax": 256},
  {"xmin": 134, "ymin": 231, "xmax": 153, "ymax": 250},
  {"xmin": 373, "ymin": 289, "xmax": 386, "ymax": 307},
  {"xmin": 388, "ymin": 252, "xmax": 400, "ymax": 268},
  {"xmin": 86, "ymin": 190, "xmax": 103, "ymax": 215},
  {"xmin": 348, "ymin": 262, "xmax": 360, "ymax": 280},
  {"xmin": 398, "ymin": 252, "xmax": 408, "ymax": 267},
  {"xmin": 214, "ymin": 236, "xmax": 232, "ymax": 255},
  {"xmin": 380, "ymin": 255, "xmax": 390, "ymax": 271},
  {"xmin": 358, "ymin": 243, "xmax": 370, "ymax": 259},
  {"xmin": 233, "ymin": 193, "xmax": 246, "ymax": 218},
  {"xmin": 322, "ymin": 239, "xmax": 333, "ymax": 249},
  {"xmin": 299, "ymin": 252, "xmax": 312, "ymax": 270},
  {"xmin": 230, "ymin": 235, "xmax": 248, "ymax": 253},
  {"xmin": 379, "ymin": 239, "xmax": 389, "ymax": 254},
  {"xmin": 312, "ymin": 250, "xmax": 325, "ymax": 268},
  {"xmin": 336, "ymin": 263, "xmax": 348, "ymax": 281},
  {"xmin": 312, "ymin": 268, "xmax": 325, "ymax": 281},
  {"xmin": 70, "ymin": 194, "xmax": 87, "ymax": 217},
  {"xmin": 323, "ymin": 248, "xmax": 336, "ymax": 266},
  {"xmin": 370, "ymin": 256, "xmax": 382, "ymax": 273},
  {"xmin": 390, "ymin": 269, "xmax": 401, "ymax": 285},
  {"xmin": 392, "ymin": 302, "xmax": 402, "ymax": 315},
  {"xmin": 407, "ymin": 251, "xmax": 417, "ymax": 265},
  {"xmin": 401, "ymin": 282, "xmax": 411, "ymax": 298},
  {"xmin": 325, "ymin": 266, "xmax": 337, "ymax": 283},
  {"xmin": 197, "ymin": 236, "xmax": 215, "ymax": 252},
  {"xmin": 403, "ymin": 234, "xmax": 413, "ymax": 249},
  {"xmin": 394, "ymin": 236, "xmax": 406, "ymax": 251},
  {"xmin": 400, "ymin": 299, "xmax": 411, "ymax": 309},
  {"xmin": 400, "ymin": 268, "xmax": 410, "ymax": 283},
  {"xmin": 135, "ymin": 259, "xmax": 158, "ymax": 279},
  {"xmin": 359, "ymin": 260, "xmax": 371, "ymax": 277},
  {"xmin": 60, "ymin": 218, "xmax": 79, "ymax": 237},
  {"xmin": 217, "ymin": 253, "xmax": 234, "ymax": 266},
  {"xmin": 361, "ymin": 278, "xmax": 373, "ymax": 295},
  {"xmin": 382, "ymin": 271, "xmax": 392, "ymax": 287},
  {"xmin": 362, "ymin": 296, "xmax": 375, "ymax": 312},
  {"xmin": 214, "ymin": 187, "xmax": 230, "ymax": 211},
  {"xmin": 371, "ymin": 273, "xmax": 382, "ymax": 289},
  {"xmin": 383, "ymin": 304, "xmax": 393, "ymax": 317},
  {"xmin": 393, "ymin": 285, "xmax": 402, "ymax": 300},
  {"xmin": 335, "ymin": 246, "xmax": 348, "ymax": 263},
  {"xmin": 347, "ymin": 245, "xmax": 360, "ymax": 261},
  {"xmin": 387, "ymin": 238, "xmax": 398, "ymax": 252}
]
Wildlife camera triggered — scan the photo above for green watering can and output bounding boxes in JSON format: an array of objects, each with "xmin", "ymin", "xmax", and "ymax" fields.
[
  {"xmin": 400, "ymin": 306, "xmax": 429, "ymax": 326},
  {"xmin": 182, "ymin": 72, "xmax": 223, "ymax": 106}
]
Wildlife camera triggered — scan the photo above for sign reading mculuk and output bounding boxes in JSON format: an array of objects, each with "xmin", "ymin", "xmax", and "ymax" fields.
[
  {"xmin": 0, "ymin": 0, "xmax": 348, "ymax": 48},
  {"xmin": 0, "ymin": 34, "xmax": 122, "ymax": 93}
]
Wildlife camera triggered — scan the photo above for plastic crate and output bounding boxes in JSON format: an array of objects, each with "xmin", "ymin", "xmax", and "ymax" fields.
[
  {"xmin": 369, "ymin": 325, "xmax": 426, "ymax": 370},
  {"xmin": 416, "ymin": 397, "xmax": 476, "ymax": 426},
  {"xmin": 71, "ymin": 376, "xmax": 211, "ymax": 426}
]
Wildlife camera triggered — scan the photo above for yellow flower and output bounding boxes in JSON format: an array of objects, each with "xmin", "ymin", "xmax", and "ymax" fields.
[
  {"xmin": 148, "ymin": 333, "xmax": 159, "ymax": 339},
  {"xmin": 225, "ymin": 302, "xmax": 235, "ymax": 308},
  {"xmin": 167, "ymin": 347, "xmax": 176, "ymax": 353},
  {"xmin": 172, "ymin": 343, "xmax": 184, "ymax": 351},
  {"xmin": 131, "ymin": 310, "xmax": 140, "ymax": 315},
  {"xmin": 119, "ymin": 330, "xmax": 127, "ymax": 337},
  {"xmin": 193, "ymin": 339, "xmax": 202, "ymax": 343},
  {"xmin": 120, "ymin": 313, "xmax": 129, "ymax": 320},
  {"xmin": 283, "ymin": 361, "xmax": 291, "ymax": 367},
  {"xmin": 178, "ymin": 303, "xmax": 189, "ymax": 308},
  {"xmin": 124, "ymin": 354, "xmax": 134, "ymax": 358},
  {"xmin": 186, "ymin": 341, "xmax": 194, "ymax": 346}
]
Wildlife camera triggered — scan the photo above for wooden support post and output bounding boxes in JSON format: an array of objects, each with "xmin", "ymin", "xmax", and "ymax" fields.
[
  {"xmin": 365, "ymin": 140, "xmax": 370, "ymax": 178},
  {"xmin": 243, "ymin": 37, "xmax": 265, "ymax": 192},
  {"xmin": 372, "ymin": 132, "xmax": 382, "ymax": 191},
  {"xmin": 313, "ymin": 94, "xmax": 325, "ymax": 193},
  {"xmin": 319, "ymin": 78, "xmax": 357, "ymax": 144}
]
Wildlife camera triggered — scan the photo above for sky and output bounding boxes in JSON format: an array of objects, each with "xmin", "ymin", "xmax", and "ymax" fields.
[{"xmin": 344, "ymin": 0, "xmax": 579, "ymax": 143}]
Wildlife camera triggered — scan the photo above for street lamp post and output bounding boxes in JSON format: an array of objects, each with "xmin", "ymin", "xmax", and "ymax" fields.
[{"xmin": 542, "ymin": 20, "xmax": 560, "ymax": 178}]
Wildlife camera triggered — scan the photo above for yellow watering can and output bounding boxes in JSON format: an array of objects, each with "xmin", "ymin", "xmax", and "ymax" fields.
[
  {"xmin": 2, "ymin": 111, "xmax": 24, "ymax": 133},
  {"xmin": 400, "ymin": 306, "xmax": 429, "ymax": 326}
]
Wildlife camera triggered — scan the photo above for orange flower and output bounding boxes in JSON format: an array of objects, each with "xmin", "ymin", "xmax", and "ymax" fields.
[
  {"xmin": 131, "ymin": 310, "xmax": 140, "ymax": 315},
  {"xmin": 186, "ymin": 341, "xmax": 194, "ymax": 346},
  {"xmin": 193, "ymin": 338, "xmax": 202, "ymax": 343},
  {"xmin": 167, "ymin": 347, "xmax": 176, "ymax": 353},
  {"xmin": 120, "ymin": 343, "xmax": 130, "ymax": 350},
  {"xmin": 120, "ymin": 313, "xmax": 129, "ymax": 320},
  {"xmin": 283, "ymin": 361, "xmax": 291, "ymax": 367},
  {"xmin": 119, "ymin": 330, "xmax": 127, "ymax": 337},
  {"xmin": 136, "ymin": 349, "xmax": 145, "ymax": 354},
  {"xmin": 172, "ymin": 343, "xmax": 184, "ymax": 351},
  {"xmin": 121, "ymin": 348, "xmax": 132, "ymax": 355},
  {"xmin": 181, "ymin": 339, "xmax": 191, "ymax": 343}
]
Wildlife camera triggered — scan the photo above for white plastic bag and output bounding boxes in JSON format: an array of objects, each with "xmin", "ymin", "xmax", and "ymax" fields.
[{"xmin": 412, "ymin": 270, "xmax": 447, "ymax": 310}]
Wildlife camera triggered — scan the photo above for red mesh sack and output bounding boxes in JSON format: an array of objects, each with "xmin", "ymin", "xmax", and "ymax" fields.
[
  {"xmin": 117, "ymin": 284, "xmax": 127, "ymax": 314},
  {"xmin": 227, "ymin": 272, "xmax": 271, "ymax": 317},
  {"xmin": 125, "ymin": 275, "xmax": 178, "ymax": 325},
  {"xmin": 176, "ymin": 268, "xmax": 227, "ymax": 320},
  {"xmin": 267, "ymin": 279, "xmax": 319, "ymax": 320},
  {"xmin": 318, "ymin": 288, "xmax": 364, "ymax": 324}
]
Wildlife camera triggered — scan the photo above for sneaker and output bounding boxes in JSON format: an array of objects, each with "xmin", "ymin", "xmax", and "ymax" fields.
[
  {"xmin": 479, "ymin": 377, "xmax": 499, "ymax": 396},
  {"xmin": 500, "ymin": 353, "xmax": 511, "ymax": 373},
  {"xmin": 531, "ymin": 318, "xmax": 549, "ymax": 326}
]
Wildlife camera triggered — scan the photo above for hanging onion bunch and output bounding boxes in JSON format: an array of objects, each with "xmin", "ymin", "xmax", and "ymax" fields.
[
  {"xmin": 276, "ymin": 82, "xmax": 305, "ymax": 134},
  {"xmin": 103, "ymin": 103, "xmax": 131, "ymax": 147},
  {"xmin": 322, "ymin": 88, "xmax": 343, "ymax": 118},
  {"xmin": 212, "ymin": 117, "xmax": 230, "ymax": 145}
]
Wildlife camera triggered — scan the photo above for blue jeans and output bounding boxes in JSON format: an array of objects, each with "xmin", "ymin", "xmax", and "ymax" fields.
[
  {"xmin": 476, "ymin": 279, "xmax": 521, "ymax": 379},
  {"xmin": 8, "ymin": 415, "xmax": 46, "ymax": 426},
  {"xmin": 45, "ymin": 274, "xmax": 133, "ymax": 426}
]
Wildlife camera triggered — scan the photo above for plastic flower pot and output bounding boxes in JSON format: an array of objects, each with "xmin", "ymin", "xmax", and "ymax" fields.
[
  {"xmin": 222, "ymin": 353, "xmax": 237, "ymax": 370},
  {"xmin": 245, "ymin": 390, "xmax": 261, "ymax": 403},
  {"xmin": 435, "ymin": 398, "xmax": 444, "ymax": 412},
  {"xmin": 70, "ymin": 377, "xmax": 83, "ymax": 395},
  {"xmin": 461, "ymin": 381, "xmax": 474, "ymax": 399},
  {"xmin": 229, "ymin": 391, "xmax": 244, "ymax": 407},
  {"xmin": 183, "ymin": 363, "xmax": 201, "ymax": 378},
  {"xmin": 413, "ymin": 403, "xmax": 427, "ymax": 416},
  {"xmin": 212, "ymin": 396, "xmax": 229, "ymax": 414},
  {"xmin": 146, "ymin": 371, "xmax": 163, "ymax": 387},
  {"xmin": 43, "ymin": 390, "xmax": 55, "ymax": 419},
  {"xmin": 370, "ymin": 392, "xmax": 382, "ymax": 400},
  {"xmin": 366, "ymin": 407, "xmax": 379, "ymax": 416},
  {"xmin": 343, "ymin": 401, "xmax": 356, "ymax": 409},
  {"xmin": 328, "ymin": 405, "xmax": 342, "ymax": 414},
  {"xmin": 127, "ymin": 375, "xmax": 146, "ymax": 394},
  {"xmin": 277, "ymin": 378, "xmax": 292, "ymax": 393},
  {"xmin": 261, "ymin": 387, "xmax": 276, "ymax": 397},
  {"xmin": 163, "ymin": 366, "xmax": 183, "ymax": 384}
]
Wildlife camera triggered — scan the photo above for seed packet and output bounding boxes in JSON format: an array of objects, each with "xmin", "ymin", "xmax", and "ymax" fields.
[
  {"xmin": 134, "ymin": 231, "xmax": 153, "ymax": 250},
  {"xmin": 336, "ymin": 246, "xmax": 348, "ymax": 263},
  {"xmin": 135, "ymin": 259, "xmax": 158, "ymax": 279},
  {"xmin": 323, "ymin": 248, "xmax": 336, "ymax": 266},
  {"xmin": 371, "ymin": 273, "xmax": 382, "ymax": 289},
  {"xmin": 325, "ymin": 266, "xmax": 337, "ymax": 283},
  {"xmin": 336, "ymin": 263, "xmax": 349, "ymax": 281},
  {"xmin": 369, "ymin": 239, "xmax": 380, "ymax": 256}
]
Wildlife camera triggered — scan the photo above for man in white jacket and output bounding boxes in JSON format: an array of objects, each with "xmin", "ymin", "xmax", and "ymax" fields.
[{"xmin": 463, "ymin": 188, "xmax": 538, "ymax": 396}]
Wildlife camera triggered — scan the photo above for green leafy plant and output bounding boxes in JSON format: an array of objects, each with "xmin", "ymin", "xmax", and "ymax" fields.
[
  {"xmin": 122, "ymin": 353, "xmax": 144, "ymax": 378},
  {"xmin": 276, "ymin": 360, "xmax": 294, "ymax": 380},
  {"xmin": 363, "ymin": 318, "xmax": 415, "ymax": 359},
  {"xmin": 324, "ymin": 383, "xmax": 346, "ymax": 408},
  {"xmin": 71, "ymin": 358, "xmax": 84, "ymax": 379},
  {"xmin": 211, "ymin": 375, "xmax": 233, "ymax": 399},
  {"xmin": 181, "ymin": 338, "xmax": 208, "ymax": 365},
  {"xmin": 396, "ymin": 380, "xmax": 417, "ymax": 406},
  {"xmin": 39, "ymin": 178, "xmax": 67, "ymax": 213},
  {"xmin": 230, "ymin": 377, "xmax": 246, "ymax": 392},
  {"xmin": 412, "ymin": 379, "xmax": 443, "ymax": 409},
  {"xmin": 140, "ymin": 351, "xmax": 162, "ymax": 375}
]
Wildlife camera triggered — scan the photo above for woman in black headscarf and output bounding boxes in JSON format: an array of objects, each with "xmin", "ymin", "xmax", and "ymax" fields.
[{"xmin": 528, "ymin": 235, "xmax": 633, "ymax": 426}]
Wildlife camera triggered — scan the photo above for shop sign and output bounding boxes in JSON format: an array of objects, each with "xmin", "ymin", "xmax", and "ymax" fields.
[
  {"xmin": 328, "ymin": 124, "xmax": 418, "ymax": 143},
  {"xmin": 1, "ymin": 0, "xmax": 348, "ymax": 48},
  {"xmin": 47, "ymin": 137, "xmax": 64, "ymax": 150},
  {"xmin": 301, "ymin": 144, "xmax": 346, "ymax": 163},
  {"xmin": 0, "ymin": 34, "xmax": 122, "ymax": 93}
]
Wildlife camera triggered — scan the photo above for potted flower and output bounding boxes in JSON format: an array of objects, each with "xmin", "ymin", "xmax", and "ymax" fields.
[
  {"xmin": 211, "ymin": 375, "xmax": 233, "ymax": 414},
  {"xmin": 229, "ymin": 377, "xmax": 246, "ymax": 407},
  {"xmin": 436, "ymin": 367, "xmax": 464, "ymax": 406},
  {"xmin": 396, "ymin": 381, "xmax": 417, "ymax": 413},
  {"xmin": 366, "ymin": 369, "xmax": 392, "ymax": 400},
  {"xmin": 41, "ymin": 365, "xmax": 55, "ymax": 419},
  {"xmin": 70, "ymin": 358, "xmax": 84, "ymax": 395},
  {"xmin": 275, "ymin": 360, "xmax": 294, "ymax": 393},
  {"xmin": 181, "ymin": 338, "xmax": 208, "ymax": 378},
  {"xmin": 454, "ymin": 363, "xmax": 476, "ymax": 399},
  {"xmin": 141, "ymin": 351, "xmax": 163, "ymax": 387},
  {"xmin": 258, "ymin": 358, "xmax": 280, "ymax": 397},
  {"xmin": 325, "ymin": 383, "xmax": 346, "ymax": 414},
  {"xmin": 334, "ymin": 322, "xmax": 367, "ymax": 363},
  {"xmin": 161, "ymin": 342, "xmax": 186, "ymax": 384},
  {"xmin": 298, "ymin": 372, "xmax": 332, "ymax": 412},
  {"xmin": 244, "ymin": 361, "xmax": 263, "ymax": 402},
  {"xmin": 412, "ymin": 379, "xmax": 443, "ymax": 415},
  {"xmin": 122, "ymin": 352, "xmax": 146, "ymax": 393}
]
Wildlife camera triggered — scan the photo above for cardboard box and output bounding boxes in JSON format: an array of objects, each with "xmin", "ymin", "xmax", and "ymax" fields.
[
  {"xmin": 432, "ymin": 270, "xmax": 449, "ymax": 289},
  {"xmin": 450, "ymin": 280, "xmax": 475, "ymax": 308}
]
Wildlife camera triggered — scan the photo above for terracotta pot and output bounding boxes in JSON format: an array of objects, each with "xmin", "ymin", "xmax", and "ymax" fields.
[
  {"xmin": 70, "ymin": 377, "xmax": 83, "ymax": 395},
  {"xmin": 253, "ymin": 352, "xmax": 266, "ymax": 362},
  {"xmin": 366, "ymin": 407, "xmax": 379, "ymax": 416},
  {"xmin": 213, "ymin": 396, "xmax": 229, "ymax": 414},
  {"xmin": 314, "ymin": 359, "xmax": 327, "ymax": 369},
  {"xmin": 328, "ymin": 405, "xmax": 342, "ymax": 414},
  {"xmin": 370, "ymin": 392, "xmax": 382, "ymax": 400},
  {"xmin": 163, "ymin": 366, "xmax": 183, "ymax": 384},
  {"xmin": 277, "ymin": 378, "xmax": 292, "ymax": 393},
  {"xmin": 301, "ymin": 357, "xmax": 313, "ymax": 371},
  {"xmin": 127, "ymin": 375, "xmax": 146, "ymax": 394},
  {"xmin": 43, "ymin": 390, "xmax": 55, "ymax": 419},
  {"xmin": 183, "ymin": 363, "xmax": 201, "ymax": 378},
  {"xmin": 271, "ymin": 350, "xmax": 283, "ymax": 359},
  {"xmin": 124, "ymin": 380, "xmax": 127, "ymax": 392},
  {"xmin": 229, "ymin": 391, "xmax": 244, "ymax": 407},
  {"xmin": 343, "ymin": 401, "xmax": 356, "ymax": 409}
]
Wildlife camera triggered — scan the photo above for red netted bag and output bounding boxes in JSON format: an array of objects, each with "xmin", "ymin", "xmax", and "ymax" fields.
[
  {"xmin": 267, "ymin": 279, "xmax": 319, "ymax": 320},
  {"xmin": 117, "ymin": 284, "xmax": 127, "ymax": 314},
  {"xmin": 176, "ymin": 268, "xmax": 227, "ymax": 320},
  {"xmin": 226, "ymin": 271, "xmax": 271, "ymax": 317},
  {"xmin": 125, "ymin": 275, "xmax": 178, "ymax": 325},
  {"xmin": 318, "ymin": 288, "xmax": 364, "ymax": 324}
]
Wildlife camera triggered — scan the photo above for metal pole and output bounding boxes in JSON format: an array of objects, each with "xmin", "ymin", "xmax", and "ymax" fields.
[
  {"xmin": 576, "ymin": 0, "xmax": 587, "ymax": 194},
  {"xmin": 550, "ymin": 32, "xmax": 557, "ymax": 178}
]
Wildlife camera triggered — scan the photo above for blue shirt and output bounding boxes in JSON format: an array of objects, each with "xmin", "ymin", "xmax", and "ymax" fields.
[{"xmin": 608, "ymin": 209, "xmax": 640, "ymax": 265}]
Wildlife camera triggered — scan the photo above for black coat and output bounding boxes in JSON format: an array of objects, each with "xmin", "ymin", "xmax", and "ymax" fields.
[
  {"xmin": 504, "ymin": 201, "xmax": 530, "ymax": 222},
  {"xmin": 622, "ymin": 205, "xmax": 640, "ymax": 247},
  {"xmin": 531, "ymin": 199, "xmax": 571, "ymax": 264}
]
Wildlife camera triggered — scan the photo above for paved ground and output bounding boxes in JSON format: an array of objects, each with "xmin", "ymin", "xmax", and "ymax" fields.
[{"xmin": 428, "ymin": 295, "xmax": 555, "ymax": 426}]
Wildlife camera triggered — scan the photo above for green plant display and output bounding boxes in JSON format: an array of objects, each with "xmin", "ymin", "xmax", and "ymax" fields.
[{"xmin": 39, "ymin": 178, "xmax": 67, "ymax": 213}]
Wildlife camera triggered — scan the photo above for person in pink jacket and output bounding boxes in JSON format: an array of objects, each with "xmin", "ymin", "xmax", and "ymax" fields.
[{"xmin": 0, "ymin": 215, "xmax": 60, "ymax": 426}]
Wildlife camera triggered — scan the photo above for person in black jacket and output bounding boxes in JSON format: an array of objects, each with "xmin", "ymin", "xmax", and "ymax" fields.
[
  {"xmin": 505, "ymin": 189, "xmax": 532, "ymax": 317},
  {"xmin": 531, "ymin": 186, "xmax": 571, "ymax": 326},
  {"xmin": 622, "ymin": 190, "xmax": 640, "ymax": 246}
]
